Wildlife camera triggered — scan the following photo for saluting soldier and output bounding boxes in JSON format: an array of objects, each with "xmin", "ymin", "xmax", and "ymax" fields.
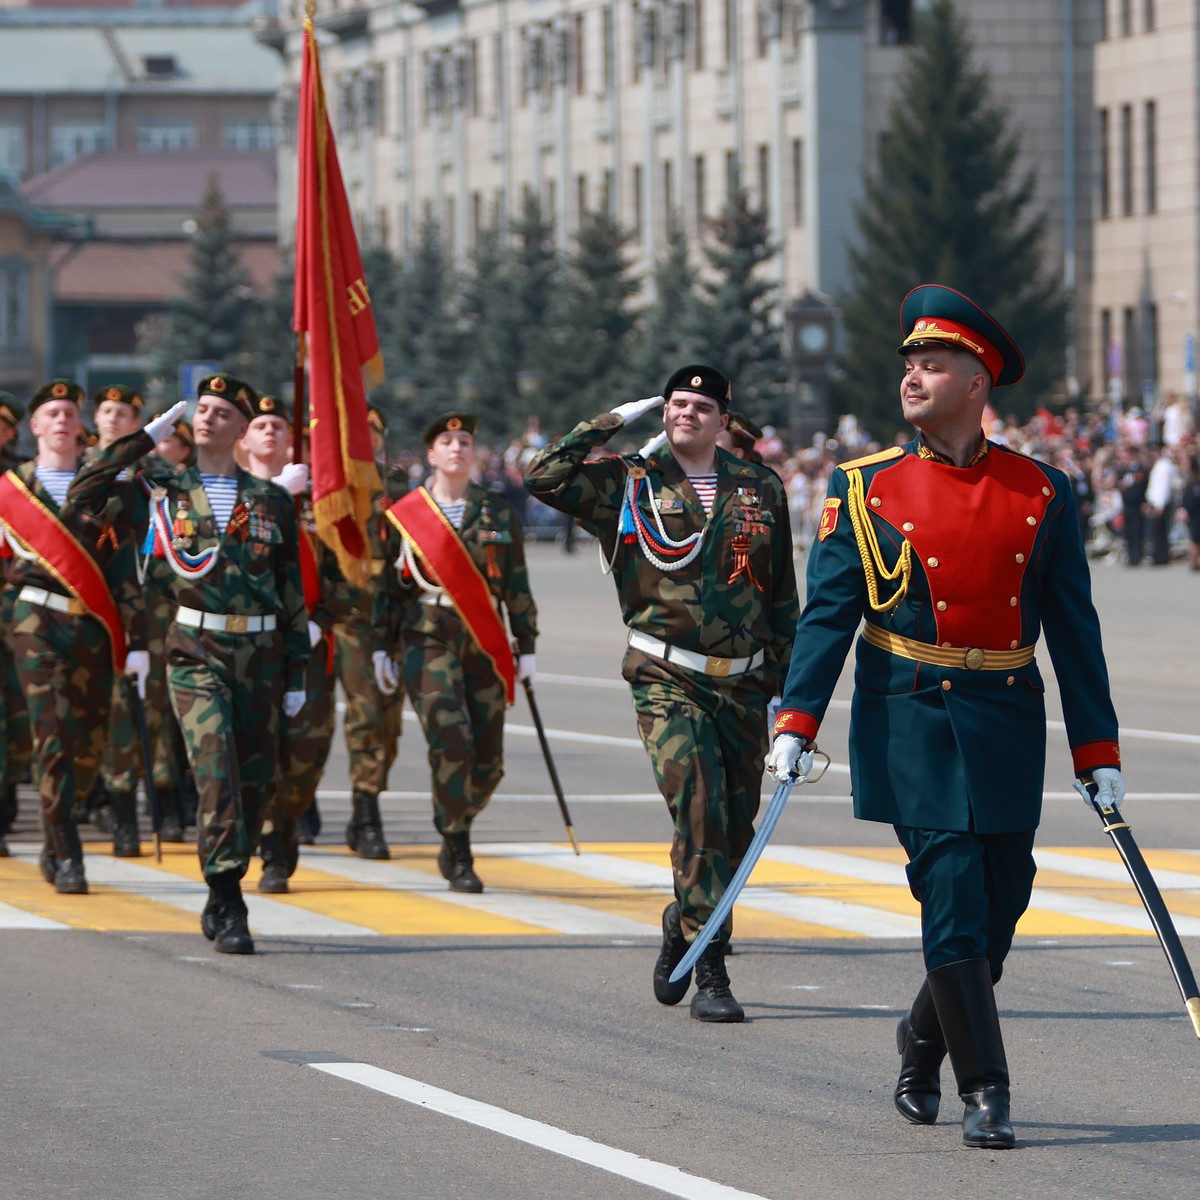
[
  {"xmin": 766, "ymin": 286, "xmax": 1125, "ymax": 1149},
  {"xmin": 334, "ymin": 405, "xmax": 404, "ymax": 859},
  {"xmin": 525, "ymin": 368, "xmax": 799, "ymax": 1022},
  {"xmin": 0, "ymin": 381, "xmax": 182, "ymax": 891},
  {"xmin": 138, "ymin": 373, "xmax": 309, "ymax": 953},
  {"xmin": 373, "ymin": 412, "xmax": 537, "ymax": 893}
]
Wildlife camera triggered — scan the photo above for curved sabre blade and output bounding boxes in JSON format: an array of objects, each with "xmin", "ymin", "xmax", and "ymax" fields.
[{"xmin": 668, "ymin": 777, "xmax": 796, "ymax": 984}]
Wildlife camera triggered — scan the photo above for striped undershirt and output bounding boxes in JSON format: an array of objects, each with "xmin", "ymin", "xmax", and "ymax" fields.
[
  {"xmin": 437, "ymin": 499, "xmax": 467, "ymax": 529},
  {"xmin": 200, "ymin": 474, "xmax": 240, "ymax": 532},
  {"xmin": 687, "ymin": 473, "xmax": 719, "ymax": 517},
  {"xmin": 34, "ymin": 466, "xmax": 76, "ymax": 508}
]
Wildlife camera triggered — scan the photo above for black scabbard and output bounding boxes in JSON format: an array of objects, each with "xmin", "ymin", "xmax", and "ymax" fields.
[
  {"xmin": 521, "ymin": 676, "xmax": 581, "ymax": 855},
  {"xmin": 1089, "ymin": 790, "xmax": 1200, "ymax": 1039},
  {"xmin": 127, "ymin": 681, "xmax": 162, "ymax": 863}
]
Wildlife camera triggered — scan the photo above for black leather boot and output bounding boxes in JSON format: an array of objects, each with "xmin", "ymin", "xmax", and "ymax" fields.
[
  {"xmin": 0, "ymin": 782, "xmax": 16, "ymax": 856},
  {"xmin": 652, "ymin": 901, "xmax": 692, "ymax": 1005},
  {"xmin": 894, "ymin": 978, "xmax": 946, "ymax": 1125},
  {"xmin": 259, "ymin": 818, "xmax": 299, "ymax": 894},
  {"xmin": 345, "ymin": 792, "xmax": 390, "ymax": 860},
  {"xmin": 50, "ymin": 818, "xmax": 88, "ymax": 895},
  {"xmin": 156, "ymin": 786, "xmax": 185, "ymax": 843},
  {"xmin": 690, "ymin": 943, "xmax": 744, "ymax": 1023},
  {"xmin": 205, "ymin": 873, "xmax": 254, "ymax": 954},
  {"xmin": 927, "ymin": 958, "xmax": 1015, "ymax": 1149},
  {"xmin": 437, "ymin": 830, "xmax": 484, "ymax": 893},
  {"xmin": 110, "ymin": 790, "xmax": 142, "ymax": 858}
]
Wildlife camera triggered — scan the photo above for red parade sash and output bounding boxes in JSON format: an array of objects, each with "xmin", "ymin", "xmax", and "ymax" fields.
[
  {"xmin": 386, "ymin": 487, "xmax": 515, "ymax": 703},
  {"xmin": 0, "ymin": 470, "xmax": 128, "ymax": 669}
]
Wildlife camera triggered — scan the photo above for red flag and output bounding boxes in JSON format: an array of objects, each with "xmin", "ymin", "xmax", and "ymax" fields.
[{"xmin": 294, "ymin": 17, "xmax": 382, "ymax": 585}]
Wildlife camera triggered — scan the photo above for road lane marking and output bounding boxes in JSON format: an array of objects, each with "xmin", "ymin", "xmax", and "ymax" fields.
[
  {"xmin": 309, "ymin": 1061, "xmax": 776, "ymax": 1200},
  {"xmin": 0, "ymin": 900, "xmax": 67, "ymax": 930}
]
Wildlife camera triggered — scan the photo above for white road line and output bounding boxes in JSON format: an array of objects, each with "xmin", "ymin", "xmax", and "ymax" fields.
[
  {"xmin": 483, "ymin": 843, "xmax": 922, "ymax": 938},
  {"xmin": 8, "ymin": 849, "xmax": 377, "ymax": 939},
  {"xmin": 0, "ymin": 900, "xmax": 68, "ymax": 930},
  {"xmin": 310, "ymin": 1061, "xmax": 776, "ymax": 1200},
  {"xmin": 301, "ymin": 848, "xmax": 657, "ymax": 935},
  {"xmin": 1034, "ymin": 849, "xmax": 1200, "ymax": 891}
]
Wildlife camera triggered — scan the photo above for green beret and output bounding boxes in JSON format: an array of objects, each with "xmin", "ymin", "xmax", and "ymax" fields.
[
  {"xmin": 196, "ymin": 372, "xmax": 256, "ymax": 420},
  {"xmin": 172, "ymin": 419, "xmax": 195, "ymax": 448},
  {"xmin": 30, "ymin": 379, "xmax": 84, "ymax": 413},
  {"xmin": 0, "ymin": 392, "xmax": 24, "ymax": 427},
  {"xmin": 93, "ymin": 384, "xmax": 145, "ymax": 413},
  {"xmin": 250, "ymin": 393, "xmax": 291, "ymax": 422},
  {"xmin": 423, "ymin": 411, "xmax": 478, "ymax": 445},
  {"xmin": 726, "ymin": 410, "xmax": 763, "ymax": 446},
  {"xmin": 663, "ymin": 364, "xmax": 733, "ymax": 410}
]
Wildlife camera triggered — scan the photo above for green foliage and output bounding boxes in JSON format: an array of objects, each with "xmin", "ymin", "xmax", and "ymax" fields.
[
  {"xmin": 834, "ymin": 0, "xmax": 1067, "ymax": 436},
  {"xmin": 632, "ymin": 221, "xmax": 704, "ymax": 390}
]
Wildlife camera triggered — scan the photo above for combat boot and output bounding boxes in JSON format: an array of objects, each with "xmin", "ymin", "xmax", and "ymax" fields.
[
  {"xmin": 437, "ymin": 830, "xmax": 484, "ymax": 893},
  {"xmin": 258, "ymin": 818, "xmax": 299, "ymax": 894},
  {"xmin": 652, "ymin": 901, "xmax": 692, "ymax": 1005},
  {"xmin": 927, "ymin": 958, "xmax": 1015, "ymax": 1149},
  {"xmin": 50, "ymin": 819, "xmax": 88, "ymax": 895},
  {"xmin": 204, "ymin": 873, "xmax": 254, "ymax": 954},
  {"xmin": 690, "ymin": 943, "xmax": 744, "ymax": 1023},
  {"xmin": 894, "ymin": 978, "xmax": 946, "ymax": 1125},
  {"xmin": 345, "ymin": 792, "xmax": 390, "ymax": 860},
  {"xmin": 156, "ymin": 786, "xmax": 185, "ymax": 843},
  {"xmin": 110, "ymin": 790, "xmax": 141, "ymax": 857},
  {"xmin": 0, "ymin": 783, "xmax": 17, "ymax": 856}
]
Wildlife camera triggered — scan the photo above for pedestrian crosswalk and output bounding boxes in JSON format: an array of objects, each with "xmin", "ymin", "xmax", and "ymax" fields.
[{"xmin": 3, "ymin": 841, "xmax": 1200, "ymax": 941}]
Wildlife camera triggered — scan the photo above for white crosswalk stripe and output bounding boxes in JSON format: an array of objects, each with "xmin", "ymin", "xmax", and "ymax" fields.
[{"xmin": 0, "ymin": 900, "xmax": 68, "ymax": 930}]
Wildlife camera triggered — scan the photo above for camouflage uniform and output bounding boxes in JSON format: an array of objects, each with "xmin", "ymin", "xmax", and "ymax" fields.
[
  {"xmin": 0, "ymin": 576, "xmax": 32, "ymax": 853},
  {"xmin": 137, "ymin": 459, "xmax": 309, "ymax": 881},
  {"xmin": 374, "ymin": 483, "xmax": 537, "ymax": 836},
  {"xmin": 525, "ymin": 412, "xmax": 799, "ymax": 945}
]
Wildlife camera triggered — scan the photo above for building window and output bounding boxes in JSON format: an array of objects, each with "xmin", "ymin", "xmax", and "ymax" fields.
[
  {"xmin": 723, "ymin": 0, "xmax": 736, "ymax": 65},
  {"xmin": 1144, "ymin": 100, "xmax": 1156, "ymax": 213},
  {"xmin": 791, "ymin": 137, "xmax": 803, "ymax": 226},
  {"xmin": 602, "ymin": 7, "xmax": 615, "ymax": 92},
  {"xmin": 1144, "ymin": 0, "xmax": 1155, "ymax": 31},
  {"xmin": 603, "ymin": 169, "xmax": 615, "ymax": 219},
  {"xmin": 0, "ymin": 124, "xmax": 25, "ymax": 180},
  {"xmin": 577, "ymin": 172, "xmax": 588, "ymax": 221},
  {"xmin": 138, "ymin": 121, "xmax": 197, "ymax": 152},
  {"xmin": 1097, "ymin": 108, "xmax": 1110, "ymax": 218},
  {"xmin": 472, "ymin": 191, "xmax": 483, "ymax": 246},
  {"xmin": 663, "ymin": 159, "xmax": 674, "ymax": 229},
  {"xmin": 725, "ymin": 149, "xmax": 739, "ymax": 202},
  {"xmin": 1099, "ymin": 308, "xmax": 1112, "ymax": 391},
  {"xmin": 691, "ymin": 0, "xmax": 704, "ymax": 69},
  {"xmin": 633, "ymin": 163, "xmax": 643, "ymax": 236},
  {"xmin": 573, "ymin": 15, "xmax": 586, "ymax": 95},
  {"xmin": 492, "ymin": 36, "xmax": 504, "ymax": 111},
  {"xmin": 0, "ymin": 261, "xmax": 30, "ymax": 349},
  {"xmin": 1122, "ymin": 306, "xmax": 1137, "ymax": 397},
  {"xmin": 49, "ymin": 121, "xmax": 106, "ymax": 167},
  {"xmin": 1119, "ymin": 0, "xmax": 1132, "ymax": 36},
  {"xmin": 756, "ymin": 144, "xmax": 769, "ymax": 212},
  {"xmin": 880, "ymin": 0, "xmax": 913, "ymax": 44},
  {"xmin": 1143, "ymin": 302, "xmax": 1159, "ymax": 389},
  {"xmin": 223, "ymin": 119, "xmax": 273, "ymax": 151},
  {"xmin": 693, "ymin": 154, "xmax": 705, "ymax": 229},
  {"xmin": 1120, "ymin": 103, "xmax": 1133, "ymax": 215},
  {"xmin": 466, "ymin": 43, "xmax": 479, "ymax": 119}
]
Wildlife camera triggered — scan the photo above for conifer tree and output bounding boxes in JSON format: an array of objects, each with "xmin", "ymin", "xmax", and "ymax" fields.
[
  {"xmin": 835, "ymin": 0, "xmax": 1067, "ymax": 436},
  {"xmin": 632, "ymin": 222, "xmax": 704, "ymax": 388}
]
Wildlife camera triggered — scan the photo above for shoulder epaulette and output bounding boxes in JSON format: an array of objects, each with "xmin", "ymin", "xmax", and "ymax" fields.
[{"xmin": 837, "ymin": 445, "xmax": 904, "ymax": 472}]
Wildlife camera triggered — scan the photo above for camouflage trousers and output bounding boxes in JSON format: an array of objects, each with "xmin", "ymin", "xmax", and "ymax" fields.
[
  {"xmin": 335, "ymin": 612, "xmax": 402, "ymax": 798},
  {"xmin": 622, "ymin": 647, "xmax": 771, "ymax": 947},
  {"xmin": 166, "ymin": 626, "xmax": 281, "ymax": 880},
  {"xmin": 0, "ymin": 633, "xmax": 31, "ymax": 791},
  {"xmin": 262, "ymin": 630, "xmax": 336, "ymax": 835},
  {"xmin": 401, "ymin": 607, "xmax": 506, "ymax": 835},
  {"xmin": 12, "ymin": 603, "xmax": 113, "ymax": 823}
]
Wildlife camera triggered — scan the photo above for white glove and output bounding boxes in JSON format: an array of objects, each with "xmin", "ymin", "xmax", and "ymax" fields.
[
  {"xmin": 283, "ymin": 690, "xmax": 305, "ymax": 718},
  {"xmin": 272, "ymin": 462, "xmax": 310, "ymax": 496},
  {"xmin": 516, "ymin": 653, "xmax": 536, "ymax": 684},
  {"xmin": 610, "ymin": 394, "xmax": 664, "ymax": 423},
  {"xmin": 307, "ymin": 620, "xmax": 324, "ymax": 648},
  {"xmin": 765, "ymin": 733, "xmax": 814, "ymax": 784},
  {"xmin": 637, "ymin": 430, "xmax": 668, "ymax": 459},
  {"xmin": 144, "ymin": 400, "xmax": 188, "ymax": 444},
  {"xmin": 1074, "ymin": 767, "xmax": 1126, "ymax": 811},
  {"xmin": 124, "ymin": 649, "xmax": 150, "ymax": 701},
  {"xmin": 373, "ymin": 650, "xmax": 399, "ymax": 696}
]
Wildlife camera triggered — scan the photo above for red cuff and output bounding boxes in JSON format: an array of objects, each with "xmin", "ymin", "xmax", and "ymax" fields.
[
  {"xmin": 774, "ymin": 709, "xmax": 820, "ymax": 742},
  {"xmin": 1072, "ymin": 739, "xmax": 1121, "ymax": 774}
]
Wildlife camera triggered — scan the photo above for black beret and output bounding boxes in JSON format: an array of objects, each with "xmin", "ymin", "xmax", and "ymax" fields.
[
  {"xmin": 663, "ymin": 364, "xmax": 733, "ymax": 410},
  {"xmin": 30, "ymin": 379, "xmax": 84, "ymax": 413},
  {"xmin": 423, "ymin": 411, "xmax": 478, "ymax": 445}
]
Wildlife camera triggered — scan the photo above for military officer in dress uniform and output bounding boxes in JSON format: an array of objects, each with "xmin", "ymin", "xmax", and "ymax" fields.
[
  {"xmin": 373, "ymin": 412, "xmax": 537, "ymax": 893},
  {"xmin": 138, "ymin": 373, "xmax": 309, "ymax": 953},
  {"xmin": 0, "ymin": 381, "xmax": 183, "ymax": 891},
  {"xmin": 525, "ymin": 368, "xmax": 799, "ymax": 1022},
  {"xmin": 766, "ymin": 285, "xmax": 1125, "ymax": 1148}
]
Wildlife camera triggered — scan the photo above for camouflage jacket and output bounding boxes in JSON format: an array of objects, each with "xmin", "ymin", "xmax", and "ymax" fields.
[
  {"xmin": 373, "ymin": 481, "xmax": 538, "ymax": 656},
  {"xmin": 136, "ymin": 459, "xmax": 310, "ymax": 693},
  {"xmin": 1, "ymin": 431, "xmax": 149, "ymax": 649},
  {"xmin": 524, "ymin": 412, "xmax": 799, "ymax": 688}
]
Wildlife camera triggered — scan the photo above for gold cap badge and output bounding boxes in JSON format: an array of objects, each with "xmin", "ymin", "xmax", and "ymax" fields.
[
  {"xmin": 210, "ymin": 377, "xmax": 227, "ymax": 393},
  {"xmin": 261, "ymin": 396, "xmax": 275, "ymax": 412},
  {"xmin": 447, "ymin": 417, "xmax": 462, "ymax": 431},
  {"xmin": 52, "ymin": 382, "xmax": 68, "ymax": 399},
  {"xmin": 690, "ymin": 375, "xmax": 702, "ymax": 387}
]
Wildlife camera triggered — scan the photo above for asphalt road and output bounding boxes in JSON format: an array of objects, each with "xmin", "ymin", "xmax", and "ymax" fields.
[{"xmin": 3, "ymin": 540, "xmax": 1199, "ymax": 1200}]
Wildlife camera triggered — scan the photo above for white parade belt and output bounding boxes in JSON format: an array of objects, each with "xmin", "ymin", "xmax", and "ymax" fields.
[
  {"xmin": 18, "ymin": 585, "xmax": 87, "ymax": 617},
  {"xmin": 176, "ymin": 607, "xmax": 276, "ymax": 634},
  {"xmin": 627, "ymin": 629, "xmax": 764, "ymax": 678},
  {"xmin": 418, "ymin": 592, "xmax": 454, "ymax": 607}
]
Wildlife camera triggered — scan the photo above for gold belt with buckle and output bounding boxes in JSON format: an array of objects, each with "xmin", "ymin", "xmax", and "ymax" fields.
[{"xmin": 862, "ymin": 623, "xmax": 1035, "ymax": 671}]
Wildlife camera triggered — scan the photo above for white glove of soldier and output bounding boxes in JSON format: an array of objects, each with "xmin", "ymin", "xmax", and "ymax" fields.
[
  {"xmin": 610, "ymin": 394, "xmax": 665, "ymax": 424},
  {"xmin": 143, "ymin": 400, "xmax": 188, "ymax": 444},
  {"xmin": 1074, "ymin": 767, "xmax": 1126, "ymax": 811},
  {"xmin": 765, "ymin": 733, "xmax": 814, "ymax": 784},
  {"xmin": 283, "ymin": 690, "xmax": 305, "ymax": 718},
  {"xmin": 272, "ymin": 462, "xmax": 310, "ymax": 497},
  {"xmin": 637, "ymin": 430, "xmax": 668, "ymax": 459},
  {"xmin": 516, "ymin": 654, "xmax": 536, "ymax": 685},
  {"xmin": 124, "ymin": 649, "xmax": 150, "ymax": 701},
  {"xmin": 307, "ymin": 620, "xmax": 323, "ymax": 648},
  {"xmin": 373, "ymin": 650, "xmax": 399, "ymax": 696}
]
